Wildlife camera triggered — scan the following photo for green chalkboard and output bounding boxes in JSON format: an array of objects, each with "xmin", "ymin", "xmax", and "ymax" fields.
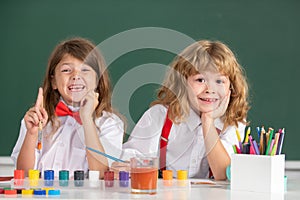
[{"xmin": 0, "ymin": 0, "xmax": 299, "ymax": 160}]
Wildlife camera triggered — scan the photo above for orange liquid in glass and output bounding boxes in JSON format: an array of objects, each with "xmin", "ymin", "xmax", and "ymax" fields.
[{"xmin": 131, "ymin": 167, "xmax": 158, "ymax": 193}]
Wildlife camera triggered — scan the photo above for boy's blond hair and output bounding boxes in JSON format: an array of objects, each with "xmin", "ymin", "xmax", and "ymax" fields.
[{"xmin": 152, "ymin": 40, "xmax": 250, "ymax": 129}]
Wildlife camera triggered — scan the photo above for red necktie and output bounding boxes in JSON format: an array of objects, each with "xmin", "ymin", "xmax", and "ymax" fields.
[{"xmin": 55, "ymin": 101, "xmax": 82, "ymax": 125}]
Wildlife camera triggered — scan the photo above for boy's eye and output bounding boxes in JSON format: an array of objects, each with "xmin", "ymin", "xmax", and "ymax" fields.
[{"xmin": 216, "ymin": 79, "xmax": 223, "ymax": 84}]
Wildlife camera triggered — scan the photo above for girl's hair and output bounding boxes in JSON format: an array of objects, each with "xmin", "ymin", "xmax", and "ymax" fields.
[
  {"xmin": 42, "ymin": 37, "xmax": 113, "ymax": 127},
  {"xmin": 152, "ymin": 40, "xmax": 250, "ymax": 129}
]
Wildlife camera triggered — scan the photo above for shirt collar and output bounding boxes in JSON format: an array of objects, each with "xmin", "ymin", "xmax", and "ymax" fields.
[
  {"xmin": 59, "ymin": 97, "xmax": 80, "ymax": 112},
  {"xmin": 186, "ymin": 109, "xmax": 201, "ymax": 131}
]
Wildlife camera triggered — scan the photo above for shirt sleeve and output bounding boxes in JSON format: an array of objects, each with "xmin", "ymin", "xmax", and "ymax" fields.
[
  {"xmin": 11, "ymin": 119, "xmax": 40, "ymax": 169},
  {"xmin": 96, "ymin": 112, "xmax": 124, "ymax": 167},
  {"xmin": 121, "ymin": 105, "xmax": 167, "ymax": 161}
]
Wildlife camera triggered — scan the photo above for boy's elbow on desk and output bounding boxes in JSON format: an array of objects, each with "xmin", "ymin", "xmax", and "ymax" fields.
[{"xmin": 213, "ymin": 173, "xmax": 227, "ymax": 181}]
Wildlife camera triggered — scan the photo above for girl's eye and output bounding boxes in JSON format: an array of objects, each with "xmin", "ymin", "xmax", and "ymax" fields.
[
  {"xmin": 82, "ymin": 68, "xmax": 91, "ymax": 72},
  {"xmin": 61, "ymin": 68, "xmax": 71, "ymax": 73},
  {"xmin": 196, "ymin": 78, "xmax": 205, "ymax": 83}
]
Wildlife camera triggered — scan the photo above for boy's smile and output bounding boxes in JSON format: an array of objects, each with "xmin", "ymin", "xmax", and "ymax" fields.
[
  {"xmin": 188, "ymin": 71, "xmax": 230, "ymax": 113},
  {"xmin": 52, "ymin": 54, "xmax": 97, "ymax": 107},
  {"xmin": 198, "ymin": 97, "xmax": 219, "ymax": 103}
]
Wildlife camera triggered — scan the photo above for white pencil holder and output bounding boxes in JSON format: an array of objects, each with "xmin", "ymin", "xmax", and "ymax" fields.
[{"xmin": 231, "ymin": 154, "xmax": 285, "ymax": 193}]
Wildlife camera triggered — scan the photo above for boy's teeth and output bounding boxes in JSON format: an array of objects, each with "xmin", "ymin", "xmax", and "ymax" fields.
[{"xmin": 201, "ymin": 98, "xmax": 217, "ymax": 102}]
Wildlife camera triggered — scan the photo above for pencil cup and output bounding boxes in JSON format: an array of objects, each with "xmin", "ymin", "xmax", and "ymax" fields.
[{"xmin": 231, "ymin": 154, "xmax": 285, "ymax": 193}]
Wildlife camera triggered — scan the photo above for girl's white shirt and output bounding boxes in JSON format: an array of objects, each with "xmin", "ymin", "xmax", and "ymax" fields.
[
  {"xmin": 11, "ymin": 109, "xmax": 124, "ymax": 177},
  {"xmin": 121, "ymin": 104, "xmax": 245, "ymax": 178}
]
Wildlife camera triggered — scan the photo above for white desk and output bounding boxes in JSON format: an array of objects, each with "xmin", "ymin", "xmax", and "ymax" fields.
[
  {"xmin": 1, "ymin": 170, "xmax": 300, "ymax": 199},
  {"xmin": 0, "ymin": 157, "xmax": 14, "ymax": 177}
]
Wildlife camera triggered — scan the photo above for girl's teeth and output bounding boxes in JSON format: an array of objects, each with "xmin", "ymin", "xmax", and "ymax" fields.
[{"xmin": 69, "ymin": 86, "xmax": 85, "ymax": 90}]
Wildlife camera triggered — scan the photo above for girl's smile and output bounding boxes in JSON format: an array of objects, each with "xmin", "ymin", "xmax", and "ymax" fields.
[
  {"xmin": 68, "ymin": 84, "xmax": 85, "ymax": 91},
  {"xmin": 51, "ymin": 54, "xmax": 97, "ymax": 107}
]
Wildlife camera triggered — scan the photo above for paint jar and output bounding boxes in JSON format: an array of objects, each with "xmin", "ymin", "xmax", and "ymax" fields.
[
  {"xmin": 28, "ymin": 169, "xmax": 40, "ymax": 187},
  {"xmin": 59, "ymin": 170, "xmax": 69, "ymax": 187},
  {"xmin": 4, "ymin": 189, "xmax": 17, "ymax": 197},
  {"xmin": 226, "ymin": 165, "xmax": 231, "ymax": 181},
  {"xmin": 44, "ymin": 170, "xmax": 54, "ymax": 186},
  {"xmin": 177, "ymin": 170, "xmax": 187, "ymax": 180},
  {"xmin": 42, "ymin": 187, "xmax": 55, "ymax": 195},
  {"xmin": 33, "ymin": 189, "xmax": 46, "ymax": 196},
  {"xmin": 119, "ymin": 171, "xmax": 129, "ymax": 187},
  {"xmin": 14, "ymin": 169, "xmax": 25, "ymax": 187},
  {"xmin": 130, "ymin": 157, "xmax": 158, "ymax": 194},
  {"xmin": 0, "ymin": 188, "xmax": 4, "ymax": 194},
  {"xmin": 162, "ymin": 170, "xmax": 173, "ymax": 186},
  {"xmin": 16, "ymin": 189, "xmax": 23, "ymax": 194},
  {"xmin": 74, "ymin": 170, "xmax": 85, "ymax": 187},
  {"xmin": 177, "ymin": 170, "xmax": 188, "ymax": 187},
  {"xmin": 88, "ymin": 170, "xmax": 100, "ymax": 188},
  {"xmin": 104, "ymin": 171, "xmax": 114, "ymax": 187},
  {"xmin": 21, "ymin": 189, "xmax": 34, "ymax": 196},
  {"xmin": 48, "ymin": 189, "xmax": 60, "ymax": 196}
]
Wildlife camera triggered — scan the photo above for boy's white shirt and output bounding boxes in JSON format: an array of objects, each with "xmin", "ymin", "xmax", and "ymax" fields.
[
  {"xmin": 11, "ymin": 109, "xmax": 124, "ymax": 177},
  {"xmin": 122, "ymin": 104, "xmax": 245, "ymax": 178}
]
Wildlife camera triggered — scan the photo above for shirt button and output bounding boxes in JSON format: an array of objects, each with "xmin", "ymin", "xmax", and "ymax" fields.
[
  {"xmin": 192, "ymin": 159, "xmax": 196, "ymax": 164},
  {"xmin": 60, "ymin": 143, "xmax": 64, "ymax": 147}
]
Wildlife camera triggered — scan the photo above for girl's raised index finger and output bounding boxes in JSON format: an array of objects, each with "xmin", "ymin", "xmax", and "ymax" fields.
[{"xmin": 35, "ymin": 87, "xmax": 44, "ymax": 108}]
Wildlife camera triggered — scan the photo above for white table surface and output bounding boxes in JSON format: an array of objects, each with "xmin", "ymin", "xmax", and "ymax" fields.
[{"xmin": 1, "ymin": 170, "xmax": 300, "ymax": 199}]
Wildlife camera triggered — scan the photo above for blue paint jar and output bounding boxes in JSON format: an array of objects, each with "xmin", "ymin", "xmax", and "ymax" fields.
[{"xmin": 44, "ymin": 170, "xmax": 54, "ymax": 186}]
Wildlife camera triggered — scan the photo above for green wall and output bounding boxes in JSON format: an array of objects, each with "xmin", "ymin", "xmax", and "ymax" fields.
[{"xmin": 0, "ymin": 0, "xmax": 299, "ymax": 160}]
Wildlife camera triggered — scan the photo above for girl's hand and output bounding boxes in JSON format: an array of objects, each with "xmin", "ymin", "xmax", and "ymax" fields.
[
  {"xmin": 201, "ymin": 90, "xmax": 231, "ymax": 120},
  {"xmin": 24, "ymin": 88, "xmax": 48, "ymax": 135},
  {"xmin": 110, "ymin": 161, "xmax": 130, "ymax": 179},
  {"xmin": 79, "ymin": 90, "xmax": 99, "ymax": 121}
]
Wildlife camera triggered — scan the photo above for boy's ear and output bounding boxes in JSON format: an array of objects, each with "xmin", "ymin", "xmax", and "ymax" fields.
[{"xmin": 51, "ymin": 75, "xmax": 57, "ymax": 89}]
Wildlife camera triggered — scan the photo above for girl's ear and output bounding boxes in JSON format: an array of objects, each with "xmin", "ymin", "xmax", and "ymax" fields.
[{"xmin": 51, "ymin": 75, "xmax": 57, "ymax": 89}]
